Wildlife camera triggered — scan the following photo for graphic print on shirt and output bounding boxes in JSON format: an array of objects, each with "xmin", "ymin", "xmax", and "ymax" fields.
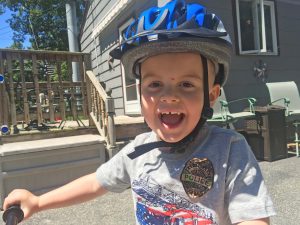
[{"xmin": 132, "ymin": 176, "xmax": 217, "ymax": 225}]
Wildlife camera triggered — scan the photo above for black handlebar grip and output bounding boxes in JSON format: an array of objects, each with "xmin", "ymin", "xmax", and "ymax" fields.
[{"xmin": 2, "ymin": 205, "xmax": 24, "ymax": 225}]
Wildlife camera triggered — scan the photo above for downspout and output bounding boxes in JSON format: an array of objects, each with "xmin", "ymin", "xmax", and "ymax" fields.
[{"xmin": 66, "ymin": 0, "xmax": 80, "ymax": 82}]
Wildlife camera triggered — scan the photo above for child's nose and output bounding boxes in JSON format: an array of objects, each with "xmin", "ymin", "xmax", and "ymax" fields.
[
  {"xmin": 160, "ymin": 88, "xmax": 180, "ymax": 103},
  {"xmin": 160, "ymin": 96, "xmax": 180, "ymax": 103}
]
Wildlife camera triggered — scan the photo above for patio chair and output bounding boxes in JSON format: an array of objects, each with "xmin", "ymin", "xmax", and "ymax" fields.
[
  {"xmin": 207, "ymin": 88, "xmax": 257, "ymax": 129},
  {"xmin": 266, "ymin": 81, "xmax": 300, "ymax": 157}
]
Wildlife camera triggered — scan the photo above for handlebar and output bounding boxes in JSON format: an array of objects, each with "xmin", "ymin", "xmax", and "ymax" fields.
[{"xmin": 2, "ymin": 205, "xmax": 24, "ymax": 225}]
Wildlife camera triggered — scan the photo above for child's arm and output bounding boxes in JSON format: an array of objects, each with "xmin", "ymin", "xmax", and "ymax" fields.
[{"xmin": 3, "ymin": 172, "xmax": 107, "ymax": 220}]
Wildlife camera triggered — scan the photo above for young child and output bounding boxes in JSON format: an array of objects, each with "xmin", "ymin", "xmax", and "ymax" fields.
[{"xmin": 3, "ymin": 1, "xmax": 276, "ymax": 224}]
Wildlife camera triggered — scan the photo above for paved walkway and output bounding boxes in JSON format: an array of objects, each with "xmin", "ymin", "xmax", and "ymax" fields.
[
  {"xmin": 7, "ymin": 156, "xmax": 300, "ymax": 225},
  {"xmin": 259, "ymin": 156, "xmax": 299, "ymax": 225}
]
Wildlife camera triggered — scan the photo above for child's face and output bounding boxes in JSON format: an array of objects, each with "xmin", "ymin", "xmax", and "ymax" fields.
[{"xmin": 140, "ymin": 52, "xmax": 220, "ymax": 143}]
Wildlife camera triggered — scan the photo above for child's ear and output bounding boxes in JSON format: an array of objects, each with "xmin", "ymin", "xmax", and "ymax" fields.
[{"xmin": 209, "ymin": 84, "xmax": 221, "ymax": 107}]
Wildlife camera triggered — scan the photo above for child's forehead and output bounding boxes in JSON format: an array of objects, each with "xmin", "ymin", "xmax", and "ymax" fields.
[
  {"xmin": 141, "ymin": 53, "xmax": 216, "ymax": 79},
  {"xmin": 141, "ymin": 52, "xmax": 216, "ymax": 69},
  {"xmin": 142, "ymin": 72, "xmax": 202, "ymax": 81}
]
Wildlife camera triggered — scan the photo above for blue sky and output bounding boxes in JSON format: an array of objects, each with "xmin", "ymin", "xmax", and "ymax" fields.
[{"xmin": 0, "ymin": 8, "xmax": 30, "ymax": 48}]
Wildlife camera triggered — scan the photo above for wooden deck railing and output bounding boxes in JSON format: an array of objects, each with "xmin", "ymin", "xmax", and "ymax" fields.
[
  {"xmin": 86, "ymin": 70, "xmax": 118, "ymax": 157},
  {"xmin": 0, "ymin": 48, "xmax": 118, "ymax": 155},
  {"xmin": 0, "ymin": 48, "xmax": 90, "ymax": 133}
]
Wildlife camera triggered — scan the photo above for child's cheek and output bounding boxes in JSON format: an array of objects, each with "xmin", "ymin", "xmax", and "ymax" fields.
[
  {"xmin": 183, "ymin": 91, "xmax": 203, "ymax": 102},
  {"xmin": 141, "ymin": 94, "xmax": 153, "ymax": 110},
  {"xmin": 141, "ymin": 91, "xmax": 157, "ymax": 103}
]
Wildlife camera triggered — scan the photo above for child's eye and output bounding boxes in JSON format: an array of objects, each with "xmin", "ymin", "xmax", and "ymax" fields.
[
  {"xmin": 148, "ymin": 81, "xmax": 162, "ymax": 89},
  {"xmin": 180, "ymin": 82, "xmax": 195, "ymax": 88}
]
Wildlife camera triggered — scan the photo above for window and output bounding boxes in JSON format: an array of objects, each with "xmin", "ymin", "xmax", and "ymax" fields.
[
  {"xmin": 235, "ymin": 0, "xmax": 278, "ymax": 55},
  {"xmin": 119, "ymin": 19, "xmax": 141, "ymax": 115}
]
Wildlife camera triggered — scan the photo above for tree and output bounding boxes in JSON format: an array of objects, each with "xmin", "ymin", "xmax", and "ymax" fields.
[{"xmin": 0, "ymin": 0, "xmax": 85, "ymax": 50}]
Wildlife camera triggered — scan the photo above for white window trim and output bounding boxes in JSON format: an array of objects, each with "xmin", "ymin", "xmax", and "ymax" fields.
[
  {"xmin": 268, "ymin": 1, "xmax": 278, "ymax": 54},
  {"xmin": 236, "ymin": 0, "xmax": 278, "ymax": 55},
  {"xmin": 119, "ymin": 19, "xmax": 141, "ymax": 115},
  {"xmin": 92, "ymin": 0, "xmax": 133, "ymax": 39}
]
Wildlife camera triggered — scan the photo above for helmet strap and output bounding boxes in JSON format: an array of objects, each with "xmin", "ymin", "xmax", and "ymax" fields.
[{"xmin": 201, "ymin": 55, "xmax": 214, "ymax": 120}]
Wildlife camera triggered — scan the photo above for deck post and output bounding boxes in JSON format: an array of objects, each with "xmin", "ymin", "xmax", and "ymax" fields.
[
  {"xmin": 7, "ymin": 53, "xmax": 17, "ymax": 133},
  {"xmin": 19, "ymin": 54, "xmax": 30, "ymax": 124},
  {"xmin": 32, "ymin": 54, "xmax": 43, "ymax": 124},
  {"xmin": 105, "ymin": 94, "xmax": 118, "ymax": 158}
]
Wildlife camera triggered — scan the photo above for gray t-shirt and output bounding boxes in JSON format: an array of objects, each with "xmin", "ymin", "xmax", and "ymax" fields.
[{"xmin": 96, "ymin": 124, "xmax": 276, "ymax": 224}]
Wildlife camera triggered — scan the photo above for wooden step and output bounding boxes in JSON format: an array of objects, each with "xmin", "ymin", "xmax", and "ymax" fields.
[
  {"xmin": 0, "ymin": 134, "xmax": 106, "ymax": 205},
  {"xmin": 115, "ymin": 116, "xmax": 151, "ymax": 141},
  {"xmin": 0, "ymin": 127, "xmax": 98, "ymax": 144}
]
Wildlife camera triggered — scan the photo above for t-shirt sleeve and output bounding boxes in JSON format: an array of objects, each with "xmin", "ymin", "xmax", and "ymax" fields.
[
  {"xmin": 96, "ymin": 143, "xmax": 132, "ymax": 193},
  {"xmin": 225, "ymin": 135, "xmax": 276, "ymax": 224}
]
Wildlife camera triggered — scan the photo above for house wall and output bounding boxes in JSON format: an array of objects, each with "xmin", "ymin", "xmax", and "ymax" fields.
[
  {"xmin": 80, "ymin": 0, "xmax": 157, "ymax": 115},
  {"xmin": 81, "ymin": 0, "xmax": 300, "ymax": 119},
  {"xmin": 225, "ymin": 0, "xmax": 300, "ymax": 110}
]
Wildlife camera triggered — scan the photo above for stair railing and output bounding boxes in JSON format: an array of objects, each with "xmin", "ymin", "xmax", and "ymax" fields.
[{"xmin": 85, "ymin": 70, "xmax": 118, "ymax": 157}]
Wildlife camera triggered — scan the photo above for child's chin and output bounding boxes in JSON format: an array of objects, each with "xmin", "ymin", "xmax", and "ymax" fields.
[{"xmin": 160, "ymin": 134, "xmax": 186, "ymax": 143}]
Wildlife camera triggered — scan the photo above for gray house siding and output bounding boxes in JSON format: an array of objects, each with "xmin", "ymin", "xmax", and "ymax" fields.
[
  {"xmin": 80, "ymin": 0, "xmax": 122, "ymax": 115},
  {"xmin": 194, "ymin": 0, "xmax": 300, "ymax": 115},
  {"xmin": 226, "ymin": 0, "xmax": 300, "ymax": 103},
  {"xmin": 80, "ymin": 0, "xmax": 300, "ymax": 120},
  {"xmin": 80, "ymin": 0, "xmax": 157, "ymax": 115}
]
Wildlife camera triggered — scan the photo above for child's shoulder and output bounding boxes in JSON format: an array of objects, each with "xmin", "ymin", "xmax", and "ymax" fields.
[
  {"xmin": 208, "ymin": 125, "xmax": 246, "ymax": 142},
  {"xmin": 133, "ymin": 131, "xmax": 156, "ymax": 146},
  {"xmin": 120, "ymin": 131, "xmax": 155, "ymax": 151}
]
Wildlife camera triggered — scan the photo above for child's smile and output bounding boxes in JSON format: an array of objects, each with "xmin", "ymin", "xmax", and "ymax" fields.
[
  {"xmin": 159, "ymin": 112, "xmax": 185, "ymax": 128},
  {"xmin": 140, "ymin": 52, "xmax": 219, "ymax": 143}
]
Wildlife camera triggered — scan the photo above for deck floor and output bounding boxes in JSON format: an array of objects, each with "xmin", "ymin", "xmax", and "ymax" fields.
[{"xmin": 0, "ymin": 116, "xmax": 146, "ymax": 140}]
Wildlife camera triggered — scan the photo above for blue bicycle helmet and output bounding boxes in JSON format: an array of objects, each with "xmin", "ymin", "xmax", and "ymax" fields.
[
  {"xmin": 110, "ymin": 0, "xmax": 232, "ymax": 86},
  {"xmin": 109, "ymin": 0, "xmax": 233, "ymax": 159}
]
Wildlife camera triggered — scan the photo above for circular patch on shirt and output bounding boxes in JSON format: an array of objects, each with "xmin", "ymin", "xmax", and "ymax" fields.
[{"xmin": 180, "ymin": 158, "xmax": 214, "ymax": 199}]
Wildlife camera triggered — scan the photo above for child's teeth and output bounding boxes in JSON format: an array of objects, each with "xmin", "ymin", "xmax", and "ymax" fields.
[
  {"xmin": 162, "ymin": 112, "xmax": 180, "ymax": 115},
  {"xmin": 161, "ymin": 112, "xmax": 181, "ymax": 115}
]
